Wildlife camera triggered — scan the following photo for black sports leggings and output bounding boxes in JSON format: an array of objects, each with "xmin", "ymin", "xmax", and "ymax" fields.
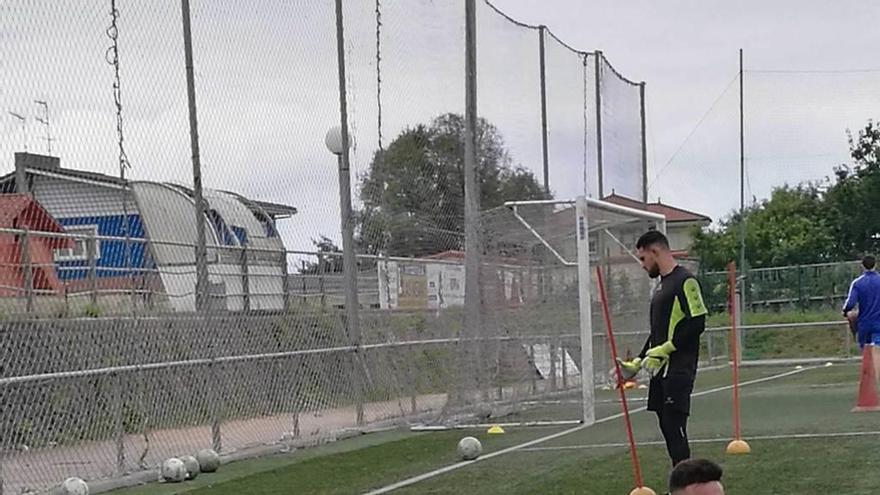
[{"xmin": 656, "ymin": 408, "xmax": 690, "ymax": 466}]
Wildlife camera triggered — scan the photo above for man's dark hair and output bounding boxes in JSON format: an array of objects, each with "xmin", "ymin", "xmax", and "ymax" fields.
[
  {"xmin": 864, "ymin": 255, "xmax": 876, "ymax": 270},
  {"xmin": 635, "ymin": 230, "xmax": 670, "ymax": 250},
  {"xmin": 669, "ymin": 459, "xmax": 723, "ymax": 492}
]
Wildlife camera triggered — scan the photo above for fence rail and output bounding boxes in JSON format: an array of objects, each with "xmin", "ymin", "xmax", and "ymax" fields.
[{"xmin": 700, "ymin": 261, "xmax": 861, "ymax": 311}]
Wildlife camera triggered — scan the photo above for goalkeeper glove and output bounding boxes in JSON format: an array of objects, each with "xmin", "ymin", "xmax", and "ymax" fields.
[
  {"xmin": 643, "ymin": 341, "xmax": 676, "ymax": 375},
  {"xmin": 616, "ymin": 357, "xmax": 641, "ymax": 381},
  {"xmin": 641, "ymin": 355, "xmax": 667, "ymax": 374},
  {"xmin": 646, "ymin": 341, "xmax": 676, "ymax": 360}
]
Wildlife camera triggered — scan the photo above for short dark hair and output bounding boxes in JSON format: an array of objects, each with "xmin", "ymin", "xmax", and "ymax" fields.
[
  {"xmin": 669, "ymin": 458, "xmax": 723, "ymax": 492},
  {"xmin": 864, "ymin": 255, "xmax": 876, "ymax": 270},
  {"xmin": 635, "ymin": 230, "xmax": 670, "ymax": 250}
]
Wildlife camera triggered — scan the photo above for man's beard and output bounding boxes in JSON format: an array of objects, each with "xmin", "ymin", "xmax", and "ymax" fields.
[{"xmin": 647, "ymin": 265, "xmax": 661, "ymax": 279}]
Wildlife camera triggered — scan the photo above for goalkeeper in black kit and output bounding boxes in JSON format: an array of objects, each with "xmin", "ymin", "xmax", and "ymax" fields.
[{"xmin": 619, "ymin": 230, "xmax": 708, "ymax": 467}]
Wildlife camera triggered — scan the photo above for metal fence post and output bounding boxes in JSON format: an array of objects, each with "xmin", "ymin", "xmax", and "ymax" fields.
[
  {"xmin": 210, "ymin": 357, "xmax": 222, "ymax": 453},
  {"xmin": 639, "ymin": 81, "xmax": 648, "ymax": 203},
  {"xmin": 281, "ymin": 253, "xmax": 290, "ymax": 312},
  {"xmin": 594, "ymin": 51, "xmax": 604, "ymax": 198},
  {"xmin": 707, "ymin": 329, "xmax": 715, "ymax": 364},
  {"xmin": 88, "ymin": 233, "xmax": 98, "ymax": 307},
  {"xmin": 112, "ymin": 372, "xmax": 125, "ymax": 476},
  {"xmin": 301, "ymin": 260, "xmax": 308, "ymax": 305},
  {"xmin": 549, "ymin": 338, "xmax": 558, "ymax": 392},
  {"xmin": 240, "ymin": 244, "xmax": 250, "ymax": 312},
  {"xmin": 797, "ymin": 264, "xmax": 804, "ymax": 311},
  {"xmin": 318, "ymin": 255, "xmax": 326, "ymax": 309},
  {"xmin": 538, "ymin": 25, "xmax": 550, "ymax": 196}
]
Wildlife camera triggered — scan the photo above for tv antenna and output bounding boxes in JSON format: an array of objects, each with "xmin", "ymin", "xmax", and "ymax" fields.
[{"xmin": 34, "ymin": 100, "xmax": 54, "ymax": 154}]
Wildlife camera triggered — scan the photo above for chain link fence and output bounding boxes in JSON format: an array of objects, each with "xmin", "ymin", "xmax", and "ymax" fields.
[{"xmin": 0, "ymin": 1, "xmax": 653, "ymax": 492}]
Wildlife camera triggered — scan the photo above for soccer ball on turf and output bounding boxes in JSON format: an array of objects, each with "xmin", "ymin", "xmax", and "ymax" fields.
[
  {"xmin": 196, "ymin": 448, "xmax": 221, "ymax": 473},
  {"xmin": 60, "ymin": 477, "xmax": 89, "ymax": 495},
  {"xmin": 457, "ymin": 436, "xmax": 482, "ymax": 461},
  {"xmin": 179, "ymin": 454, "xmax": 200, "ymax": 480},
  {"xmin": 161, "ymin": 458, "xmax": 187, "ymax": 483}
]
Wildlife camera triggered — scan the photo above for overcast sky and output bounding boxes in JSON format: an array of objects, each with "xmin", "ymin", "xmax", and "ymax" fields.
[
  {"xmin": 3, "ymin": 1, "xmax": 880, "ymax": 254},
  {"xmin": 493, "ymin": 0, "xmax": 880, "ymax": 222}
]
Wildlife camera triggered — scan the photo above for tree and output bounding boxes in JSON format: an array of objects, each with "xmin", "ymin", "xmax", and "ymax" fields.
[
  {"xmin": 300, "ymin": 236, "xmax": 343, "ymax": 274},
  {"xmin": 825, "ymin": 120, "xmax": 880, "ymax": 257},
  {"xmin": 693, "ymin": 185, "xmax": 834, "ymax": 271},
  {"xmin": 693, "ymin": 119, "xmax": 880, "ymax": 271},
  {"xmin": 357, "ymin": 113, "xmax": 549, "ymax": 258}
]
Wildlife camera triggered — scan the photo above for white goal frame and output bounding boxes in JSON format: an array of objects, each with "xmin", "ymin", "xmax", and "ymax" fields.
[{"xmin": 503, "ymin": 196, "xmax": 667, "ymax": 425}]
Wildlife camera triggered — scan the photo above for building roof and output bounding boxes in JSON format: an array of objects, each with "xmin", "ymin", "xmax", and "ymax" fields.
[
  {"xmin": 0, "ymin": 153, "xmax": 298, "ymax": 219},
  {"xmin": 602, "ymin": 193, "xmax": 711, "ymax": 224},
  {"xmin": 0, "ymin": 194, "xmax": 73, "ymax": 248}
]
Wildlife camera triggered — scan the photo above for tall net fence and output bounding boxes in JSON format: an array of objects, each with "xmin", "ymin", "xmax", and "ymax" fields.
[
  {"xmin": 0, "ymin": 1, "xmax": 651, "ymax": 492},
  {"xmin": 598, "ymin": 55, "xmax": 645, "ymax": 200}
]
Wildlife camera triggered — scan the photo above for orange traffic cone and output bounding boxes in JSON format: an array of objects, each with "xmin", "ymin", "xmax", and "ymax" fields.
[{"xmin": 852, "ymin": 345, "xmax": 880, "ymax": 412}]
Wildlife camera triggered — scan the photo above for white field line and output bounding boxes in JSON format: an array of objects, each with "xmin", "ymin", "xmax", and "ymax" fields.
[
  {"xmin": 521, "ymin": 430, "xmax": 880, "ymax": 452},
  {"xmin": 364, "ymin": 366, "xmax": 813, "ymax": 494}
]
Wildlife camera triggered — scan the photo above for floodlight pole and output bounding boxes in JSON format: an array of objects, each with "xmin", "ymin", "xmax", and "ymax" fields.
[
  {"xmin": 333, "ymin": 0, "xmax": 364, "ymax": 427},
  {"xmin": 181, "ymin": 0, "xmax": 209, "ymax": 312},
  {"xmin": 464, "ymin": 0, "xmax": 483, "ymax": 398}
]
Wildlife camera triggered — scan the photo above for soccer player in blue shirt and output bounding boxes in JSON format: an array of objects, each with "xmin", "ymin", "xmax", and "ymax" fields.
[{"xmin": 843, "ymin": 255, "xmax": 880, "ymax": 349}]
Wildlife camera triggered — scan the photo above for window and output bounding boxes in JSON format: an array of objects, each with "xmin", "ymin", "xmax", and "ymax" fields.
[
  {"xmin": 252, "ymin": 210, "xmax": 279, "ymax": 238},
  {"xmin": 207, "ymin": 210, "xmax": 237, "ymax": 246},
  {"xmin": 230, "ymin": 225, "xmax": 248, "ymax": 246},
  {"xmin": 54, "ymin": 225, "xmax": 99, "ymax": 261}
]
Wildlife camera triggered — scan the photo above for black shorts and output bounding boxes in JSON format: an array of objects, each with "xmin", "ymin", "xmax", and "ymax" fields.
[{"xmin": 647, "ymin": 372, "xmax": 695, "ymax": 415}]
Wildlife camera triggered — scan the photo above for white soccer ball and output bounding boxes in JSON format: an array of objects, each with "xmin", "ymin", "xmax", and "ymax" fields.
[
  {"xmin": 196, "ymin": 448, "xmax": 221, "ymax": 473},
  {"xmin": 457, "ymin": 436, "xmax": 482, "ymax": 461},
  {"xmin": 60, "ymin": 477, "xmax": 89, "ymax": 495},
  {"xmin": 179, "ymin": 454, "xmax": 200, "ymax": 480},
  {"xmin": 161, "ymin": 457, "xmax": 187, "ymax": 483}
]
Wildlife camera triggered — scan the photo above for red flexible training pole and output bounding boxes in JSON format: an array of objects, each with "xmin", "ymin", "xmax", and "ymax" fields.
[
  {"xmin": 596, "ymin": 266, "xmax": 644, "ymax": 488},
  {"xmin": 726, "ymin": 262, "xmax": 750, "ymax": 455}
]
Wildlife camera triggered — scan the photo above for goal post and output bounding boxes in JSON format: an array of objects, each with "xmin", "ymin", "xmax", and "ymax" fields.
[
  {"xmin": 480, "ymin": 195, "xmax": 666, "ymax": 426},
  {"xmin": 576, "ymin": 196, "xmax": 595, "ymax": 425},
  {"xmin": 404, "ymin": 195, "xmax": 665, "ymax": 430}
]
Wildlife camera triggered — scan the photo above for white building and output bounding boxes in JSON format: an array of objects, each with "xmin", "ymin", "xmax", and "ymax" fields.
[{"xmin": 0, "ymin": 153, "xmax": 297, "ymax": 312}]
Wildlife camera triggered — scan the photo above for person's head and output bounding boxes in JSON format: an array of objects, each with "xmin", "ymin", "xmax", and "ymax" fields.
[
  {"xmin": 863, "ymin": 255, "xmax": 876, "ymax": 271},
  {"xmin": 635, "ymin": 230, "xmax": 672, "ymax": 279},
  {"xmin": 669, "ymin": 458, "xmax": 724, "ymax": 495}
]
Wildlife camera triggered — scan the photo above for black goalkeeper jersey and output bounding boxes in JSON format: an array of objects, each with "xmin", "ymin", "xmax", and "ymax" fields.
[{"xmin": 639, "ymin": 265, "xmax": 708, "ymax": 377}]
